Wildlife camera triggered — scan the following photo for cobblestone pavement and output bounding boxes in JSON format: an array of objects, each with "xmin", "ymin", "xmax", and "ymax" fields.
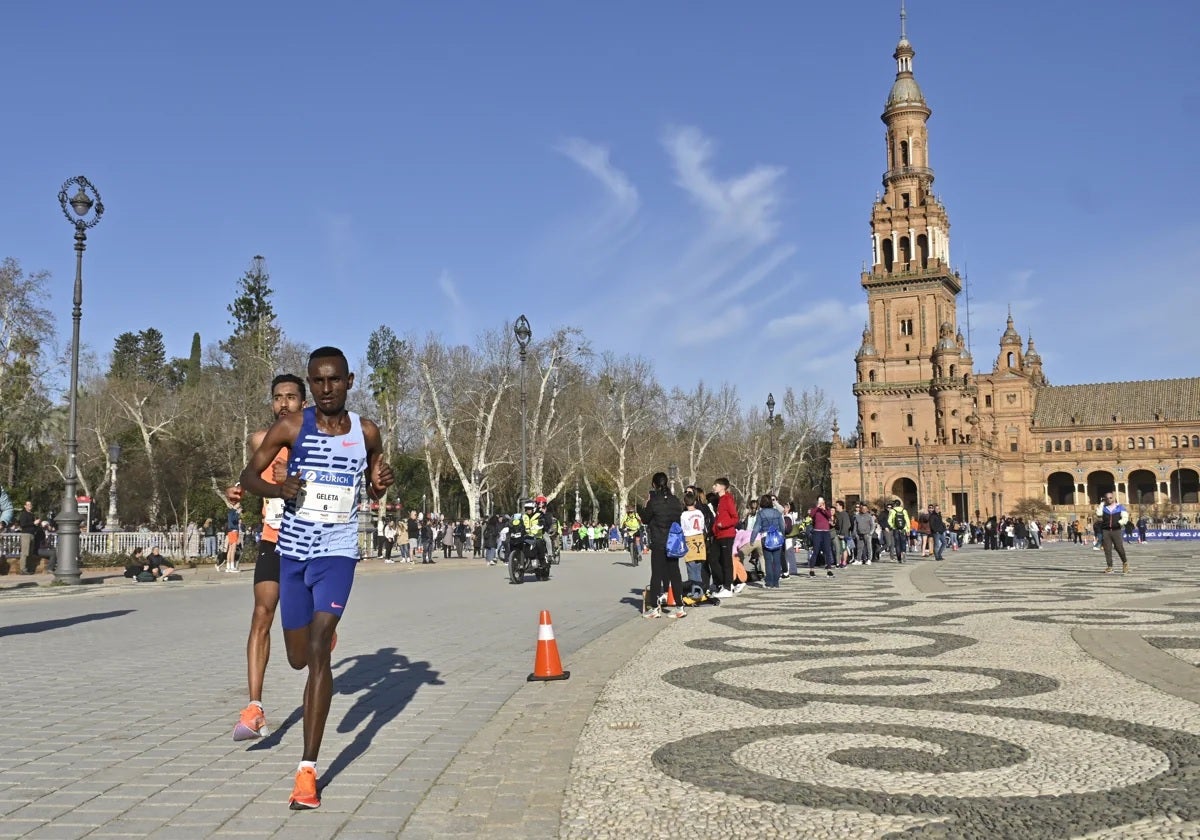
[
  {"xmin": 562, "ymin": 540, "xmax": 1200, "ymax": 839},
  {"xmin": 0, "ymin": 548, "xmax": 651, "ymax": 838}
]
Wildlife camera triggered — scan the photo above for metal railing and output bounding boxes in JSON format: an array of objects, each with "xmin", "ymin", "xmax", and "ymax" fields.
[
  {"xmin": 1, "ymin": 531, "xmax": 191, "ymax": 559},
  {"xmin": 2, "ymin": 528, "xmax": 379, "ymax": 560}
]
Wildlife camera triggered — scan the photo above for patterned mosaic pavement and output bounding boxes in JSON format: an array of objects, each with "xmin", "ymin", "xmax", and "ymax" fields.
[{"xmin": 562, "ymin": 541, "xmax": 1200, "ymax": 839}]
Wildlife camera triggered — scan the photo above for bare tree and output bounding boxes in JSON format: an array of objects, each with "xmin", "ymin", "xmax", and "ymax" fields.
[
  {"xmin": 526, "ymin": 327, "xmax": 590, "ymax": 503},
  {"xmin": 415, "ymin": 329, "xmax": 513, "ymax": 521},
  {"xmin": 108, "ymin": 378, "xmax": 186, "ymax": 524},
  {"xmin": 669, "ymin": 381, "xmax": 739, "ymax": 487},
  {"xmin": 775, "ymin": 387, "xmax": 836, "ymax": 496},
  {"xmin": 589, "ymin": 354, "xmax": 664, "ymax": 509}
]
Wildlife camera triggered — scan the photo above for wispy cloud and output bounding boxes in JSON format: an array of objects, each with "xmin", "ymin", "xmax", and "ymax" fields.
[
  {"xmin": 437, "ymin": 269, "xmax": 462, "ymax": 309},
  {"xmin": 320, "ymin": 212, "xmax": 357, "ymax": 287},
  {"xmin": 557, "ymin": 137, "xmax": 640, "ymax": 222},
  {"xmin": 436, "ymin": 269, "xmax": 470, "ymax": 343},
  {"xmin": 533, "ymin": 125, "xmax": 868, "ymax": 422},
  {"xmin": 662, "ymin": 125, "xmax": 785, "ymax": 245}
]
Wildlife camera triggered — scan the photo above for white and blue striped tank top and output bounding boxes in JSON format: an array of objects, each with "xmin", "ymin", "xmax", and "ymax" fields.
[{"xmin": 276, "ymin": 406, "xmax": 367, "ymax": 561}]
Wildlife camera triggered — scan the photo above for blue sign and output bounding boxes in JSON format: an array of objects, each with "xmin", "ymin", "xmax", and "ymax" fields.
[
  {"xmin": 300, "ymin": 468, "xmax": 353, "ymax": 487},
  {"xmin": 1145, "ymin": 529, "xmax": 1200, "ymax": 541}
]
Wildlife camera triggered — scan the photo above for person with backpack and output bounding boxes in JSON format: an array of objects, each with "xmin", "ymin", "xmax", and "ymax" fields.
[
  {"xmin": 888, "ymin": 500, "xmax": 910, "ymax": 563},
  {"xmin": 749, "ymin": 494, "xmax": 785, "ymax": 588},
  {"xmin": 642, "ymin": 471, "xmax": 685, "ymax": 619},
  {"xmin": 679, "ymin": 490, "xmax": 708, "ymax": 594}
]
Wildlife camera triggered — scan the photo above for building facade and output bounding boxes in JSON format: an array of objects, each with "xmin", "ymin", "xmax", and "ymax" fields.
[{"xmin": 829, "ymin": 19, "xmax": 1200, "ymax": 522}]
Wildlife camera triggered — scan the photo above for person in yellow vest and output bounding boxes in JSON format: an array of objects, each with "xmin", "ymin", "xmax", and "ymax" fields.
[
  {"xmin": 509, "ymin": 500, "xmax": 550, "ymax": 567},
  {"xmin": 621, "ymin": 505, "xmax": 643, "ymax": 565}
]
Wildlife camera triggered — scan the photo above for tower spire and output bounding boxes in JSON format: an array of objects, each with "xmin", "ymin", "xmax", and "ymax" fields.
[{"xmin": 900, "ymin": 0, "xmax": 907, "ymax": 41}]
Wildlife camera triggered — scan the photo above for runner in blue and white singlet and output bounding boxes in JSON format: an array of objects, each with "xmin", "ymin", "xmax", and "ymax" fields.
[
  {"xmin": 277, "ymin": 406, "xmax": 368, "ymax": 562},
  {"xmin": 239, "ymin": 346, "xmax": 394, "ymax": 811}
]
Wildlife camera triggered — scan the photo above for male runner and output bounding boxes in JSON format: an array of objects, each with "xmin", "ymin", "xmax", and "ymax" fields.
[
  {"xmin": 240, "ymin": 347, "xmax": 394, "ymax": 811},
  {"xmin": 226, "ymin": 373, "xmax": 305, "ymax": 741}
]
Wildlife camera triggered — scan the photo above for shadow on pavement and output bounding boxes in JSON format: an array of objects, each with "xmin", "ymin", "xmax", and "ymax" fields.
[
  {"xmin": 245, "ymin": 705, "xmax": 304, "ymax": 752},
  {"xmin": 321, "ymin": 647, "xmax": 444, "ymax": 787},
  {"xmin": 620, "ymin": 587, "xmax": 645, "ymax": 612},
  {"xmin": 0, "ymin": 609, "xmax": 135, "ymax": 637}
]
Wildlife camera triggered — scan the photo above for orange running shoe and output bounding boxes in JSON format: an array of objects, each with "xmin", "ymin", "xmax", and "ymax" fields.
[
  {"xmin": 232, "ymin": 703, "xmax": 269, "ymax": 741},
  {"xmin": 289, "ymin": 766, "xmax": 320, "ymax": 810}
]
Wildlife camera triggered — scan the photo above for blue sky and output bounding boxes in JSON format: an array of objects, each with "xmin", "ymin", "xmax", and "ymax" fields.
[{"xmin": 3, "ymin": 0, "xmax": 1197, "ymax": 424}]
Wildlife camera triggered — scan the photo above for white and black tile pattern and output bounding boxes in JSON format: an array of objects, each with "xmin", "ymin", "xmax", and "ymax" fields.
[{"xmin": 563, "ymin": 543, "xmax": 1200, "ymax": 839}]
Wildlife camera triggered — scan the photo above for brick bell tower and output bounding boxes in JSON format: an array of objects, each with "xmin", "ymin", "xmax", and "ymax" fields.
[{"xmin": 854, "ymin": 4, "xmax": 976, "ymax": 451}]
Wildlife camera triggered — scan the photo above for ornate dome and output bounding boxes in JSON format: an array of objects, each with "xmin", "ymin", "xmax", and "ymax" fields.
[
  {"xmin": 887, "ymin": 76, "xmax": 926, "ymax": 108},
  {"xmin": 856, "ymin": 325, "xmax": 878, "ymax": 359},
  {"xmin": 935, "ymin": 320, "xmax": 957, "ymax": 351},
  {"xmin": 1000, "ymin": 314, "xmax": 1022, "ymax": 346},
  {"xmin": 1025, "ymin": 335, "xmax": 1042, "ymax": 364}
]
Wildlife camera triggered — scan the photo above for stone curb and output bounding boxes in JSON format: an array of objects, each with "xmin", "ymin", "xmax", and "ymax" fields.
[{"xmin": 398, "ymin": 610, "xmax": 666, "ymax": 838}]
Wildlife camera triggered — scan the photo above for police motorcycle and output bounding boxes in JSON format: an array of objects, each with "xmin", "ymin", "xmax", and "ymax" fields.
[{"xmin": 506, "ymin": 501, "xmax": 551, "ymax": 584}]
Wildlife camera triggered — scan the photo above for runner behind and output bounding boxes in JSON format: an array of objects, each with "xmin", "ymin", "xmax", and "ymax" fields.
[{"xmin": 226, "ymin": 373, "xmax": 305, "ymax": 741}]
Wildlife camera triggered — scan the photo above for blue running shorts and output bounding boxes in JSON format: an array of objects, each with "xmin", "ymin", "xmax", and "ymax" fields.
[{"xmin": 279, "ymin": 555, "xmax": 356, "ymax": 631}]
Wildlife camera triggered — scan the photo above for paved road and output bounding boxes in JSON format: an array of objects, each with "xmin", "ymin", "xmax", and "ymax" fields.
[
  {"xmin": 0, "ymin": 549, "xmax": 650, "ymax": 839},
  {"xmin": 9, "ymin": 540, "xmax": 1200, "ymax": 839}
]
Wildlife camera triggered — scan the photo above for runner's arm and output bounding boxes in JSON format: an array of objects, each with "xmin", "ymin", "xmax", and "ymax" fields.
[
  {"xmin": 239, "ymin": 415, "xmax": 303, "ymax": 499},
  {"xmin": 362, "ymin": 419, "xmax": 395, "ymax": 499},
  {"xmin": 225, "ymin": 430, "xmax": 269, "ymax": 504}
]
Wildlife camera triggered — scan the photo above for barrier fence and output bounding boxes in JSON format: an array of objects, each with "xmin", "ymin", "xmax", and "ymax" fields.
[{"xmin": 1, "ymin": 528, "xmax": 377, "ymax": 561}]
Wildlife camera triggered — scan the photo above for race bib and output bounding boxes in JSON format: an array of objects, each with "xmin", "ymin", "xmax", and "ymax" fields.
[
  {"xmin": 263, "ymin": 497, "xmax": 285, "ymax": 529},
  {"xmin": 295, "ymin": 468, "xmax": 356, "ymax": 524}
]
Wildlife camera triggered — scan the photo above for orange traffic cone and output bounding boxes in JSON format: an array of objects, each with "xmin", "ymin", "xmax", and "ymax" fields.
[
  {"xmin": 665, "ymin": 583, "xmax": 677, "ymax": 607},
  {"xmin": 528, "ymin": 610, "xmax": 570, "ymax": 681}
]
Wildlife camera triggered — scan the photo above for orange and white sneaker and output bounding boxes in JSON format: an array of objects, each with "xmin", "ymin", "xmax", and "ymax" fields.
[
  {"xmin": 232, "ymin": 703, "xmax": 269, "ymax": 741},
  {"xmin": 289, "ymin": 766, "xmax": 320, "ymax": 810}
]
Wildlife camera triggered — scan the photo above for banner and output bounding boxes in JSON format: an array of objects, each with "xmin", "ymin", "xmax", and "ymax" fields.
[{"xmin": 1145, "ymin": 529, "xmax": 1200, "ymax": 541}]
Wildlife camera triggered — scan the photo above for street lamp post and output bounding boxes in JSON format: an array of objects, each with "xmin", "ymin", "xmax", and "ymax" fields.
[
  {"xmin": 856, "ymin": 420, "xmax": 866, "ymax": 503},
  {"xmin": 914, "ymin": 441, "xmax": 923, "ymax": 512},
  {"xmin": 668, "ymin": 463, "xmax": 678, "ymax": 496},
  {"xmin": 107, "ymin": 443, "xmax": 122, "ymax": 531},
  {"xmin": 513, "ymin": 314, "xmax": 532, "ymax": 500},
  {"xmin": 958, "ymin": 451, "xmax": 966, "ymax": 522},
  {"xmin": 1177, "ymin": 457, "xmax": 1183, "ymax": 522},
  {"xmin": 56, "ymin": 176, "xmax": 104, "ymax": 584},
  {"xmin": 765, "ymin": 393, "xmax": 776, "ymax": 494}
]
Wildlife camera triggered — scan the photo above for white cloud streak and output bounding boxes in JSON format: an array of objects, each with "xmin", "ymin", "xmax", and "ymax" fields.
[
  {"xmin": 437, "ymin": 269, "xmax": 462, "ymax": 309},
  {"xmin": 557, "ymin": 137, "xmax": 640, "ymax": 221},
  {"xmin": 662, "ymin": 125, "xmax": 786, "ymax": 245}
]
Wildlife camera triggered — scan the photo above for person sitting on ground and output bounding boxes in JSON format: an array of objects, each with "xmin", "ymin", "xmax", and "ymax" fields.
[
  {"xmin": 146, "ymin": 546, "xmax": 176, "ymax": 580},
  {"xmin": 123, "ymin": 546, "xmax": 174, "ymax": 581},
  {"xmin": 123, "ymin": 547, "xmax": 148, "ymax": 580}
]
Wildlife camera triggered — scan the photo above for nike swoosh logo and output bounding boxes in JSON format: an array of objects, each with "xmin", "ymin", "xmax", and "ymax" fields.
[
  {"xmin": 331, "ymin": 602, "xmax": 344, "ymax": 609},
  {"xmin": 341, "ymin": 440, "xmax": 360, "ymax": 447}
]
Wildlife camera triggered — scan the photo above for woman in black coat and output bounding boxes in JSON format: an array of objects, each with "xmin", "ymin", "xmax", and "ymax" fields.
[{"xmin": 642, "ymin": 471, "xmax": 685, "ymax": 618}]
